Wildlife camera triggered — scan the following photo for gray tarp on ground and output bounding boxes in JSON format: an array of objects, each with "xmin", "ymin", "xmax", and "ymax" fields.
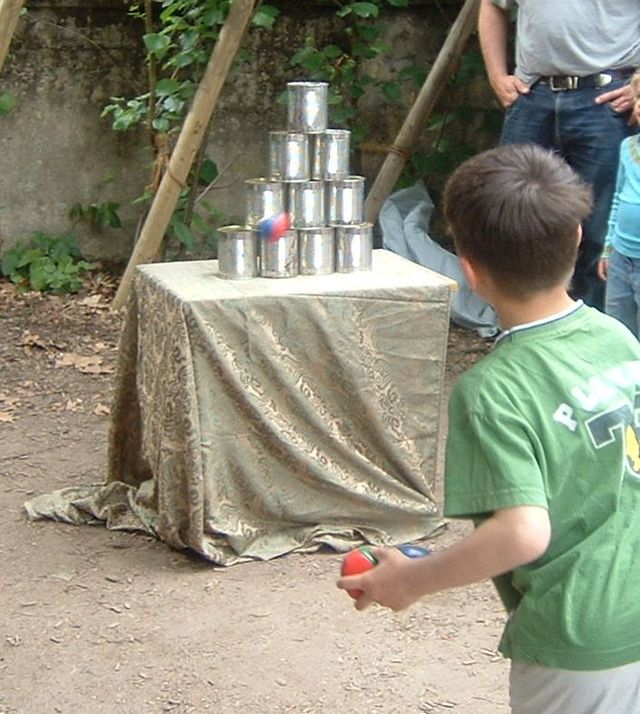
[
  {"xmin": 381, "ymin": 181, "xmax": 499, "ymax": 338},
  {"xmin": 25, "ymin": 251, "xmax": 453, "ymax": 565}
]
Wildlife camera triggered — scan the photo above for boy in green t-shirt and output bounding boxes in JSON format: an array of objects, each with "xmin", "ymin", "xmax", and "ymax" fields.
[{"xmin": 337, "ymin": 144, "xmax": 640, "ymax": 712}]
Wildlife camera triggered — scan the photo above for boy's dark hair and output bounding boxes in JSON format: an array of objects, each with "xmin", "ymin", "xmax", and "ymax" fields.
[{"xmin": 443, "ymin": 144, "xmax": 593, "ymax": 297}]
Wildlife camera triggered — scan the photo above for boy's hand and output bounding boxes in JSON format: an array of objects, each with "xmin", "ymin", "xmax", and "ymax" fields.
[
  {"xmin": 597, "ymin": 257, "xmax": 609, "ymax": 281},
  {"xmin": 337, "ymin": 547, "xmax": 422, "ymax": 612},
  {"xmin": 337, "ymin": 506, "xmax": 550, "ymax": 615}
]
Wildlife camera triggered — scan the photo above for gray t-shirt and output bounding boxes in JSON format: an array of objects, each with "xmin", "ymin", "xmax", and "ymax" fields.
[{"xmin": 493, "ymin": 0, "xmax": 640, "ymax": 85}]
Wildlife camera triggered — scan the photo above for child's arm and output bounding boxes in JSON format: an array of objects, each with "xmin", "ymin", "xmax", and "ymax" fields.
[
  {"xmin": 604, "ymin": 155, "xmax": 627, "ymax": 256},
  {"xmin": 336, "ymin": 505, "xmax": 551, "ymax": 612},
  {"xmin": 598, "ymin": 155, "xmax": 626, "ymax": 280}
]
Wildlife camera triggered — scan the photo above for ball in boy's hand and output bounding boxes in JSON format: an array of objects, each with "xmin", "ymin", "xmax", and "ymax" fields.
[
  {"xmin": 340, "ymin": 546, "xmax": 378, "ymax": 599},
  {"xmin": 396, "ymin": 544, "xmax": 432, "ymax": 558},
  {"xmin": 340, "ymin": 544, "xmax": 433, "ymax": 599}
]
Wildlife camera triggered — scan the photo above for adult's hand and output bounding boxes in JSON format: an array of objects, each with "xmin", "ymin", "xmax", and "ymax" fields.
[
  {"xmin": 595, "ymin": 83, "xmax": 634, "ymax": 115},
  {"xmin": 492, "ymin": 74, "xmax": 530, "ymax": 109},
  {"xmin": 478, "ymin": 0, "xmax": 528, "ymax": 110}
]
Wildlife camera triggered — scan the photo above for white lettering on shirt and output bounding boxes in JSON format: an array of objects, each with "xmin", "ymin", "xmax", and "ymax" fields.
[
  {"xmin": 553, "ymin": 404, "xmax": 578, "ymax": 432},
  {"xmin": 571, "ymin": 361, "xmax": 640, "ymax": 412}
]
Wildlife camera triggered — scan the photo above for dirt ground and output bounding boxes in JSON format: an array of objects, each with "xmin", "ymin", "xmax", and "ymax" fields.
[{"xmin": 0, "ymin": 273, "xmax": 509, "ymax": 714}]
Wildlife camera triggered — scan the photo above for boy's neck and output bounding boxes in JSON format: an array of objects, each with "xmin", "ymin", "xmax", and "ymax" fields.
[{"xmin": 492, "ymin": 287, "xmax": 578, "ymax": 331}]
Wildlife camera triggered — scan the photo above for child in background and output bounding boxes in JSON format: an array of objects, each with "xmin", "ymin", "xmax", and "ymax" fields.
[
  {"xmin": 598, "ymin": 71, "xmax": 640, "ymax": 338},
  {"xmin": 338, "ymin": 144, "xmax": 640, "ymax": 713}
]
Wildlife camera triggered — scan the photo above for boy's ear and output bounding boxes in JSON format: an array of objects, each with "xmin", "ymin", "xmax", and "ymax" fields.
[
  {"xmin": 460, "ymin": 255, "xmax": 480, "ymax": 292},
  {"xmin": 576, "ymin": 224, "xmax": 583, "ymax": 245}
]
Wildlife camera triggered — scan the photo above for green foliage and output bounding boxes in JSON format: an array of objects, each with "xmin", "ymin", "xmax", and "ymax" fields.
[
  {"xmin": 398, "ymin": 49, "xmax": 503, "ymax": 190},
  {"xmin": 252, "ymin": 4, "xmax": 280, "ymax": 29},
  {"xmin": 1, "ymin": 232, "xmax": 94, "ymax": 294},
  {"xmin": 284, "ymin": 8, "xmax": 499, "ymax": 196},
  {"xmin": 337, "ymin": 2, "xmax": 380, "ymax": 19},
  {"xmin": 0, "ymin": 92, "xmax": 17, "ymax": 117},
  {"xmin": 69, "ymin": 201, "xmax": 122, "ymax": 229},
  {"xmin": 99, "ymin": 0, "xmax": 498, "ymax": 260},
  {"xmin": 101, "ymin": 95, "xmax": 148, "ymax": 131},
  {"xmin": 287, "ymin": 1, "xmax": 406, "ymax": 143},
  {"xmin": 168, "ymin": 158, "xmax": 226, "ymax": 258},
  {"xmin": 165, "ymin": 198, "xmax": 225, "ymax": 258},
  {"xmin": 101, "ymin": 0, "xmax": 253, "ymax": 258},
  {"xmin": 103, "ymin": 0, "xmax": 280, "ymax": 137},
  {"xmin": 132, "ymin": 156, "xmax": 226, "ymax": 259}
]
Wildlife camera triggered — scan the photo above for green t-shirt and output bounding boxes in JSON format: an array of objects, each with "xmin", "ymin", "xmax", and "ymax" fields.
[{"xmin": 444, "ymin": 304, "xmax": 640, "ymax": 670}]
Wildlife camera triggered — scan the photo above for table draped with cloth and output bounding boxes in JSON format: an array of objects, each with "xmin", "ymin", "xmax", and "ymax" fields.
[{"xmin": 25, "ymin": 250, "xmax": 456, "ymax": 565}]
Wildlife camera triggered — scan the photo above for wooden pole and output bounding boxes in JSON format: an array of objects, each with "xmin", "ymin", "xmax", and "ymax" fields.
[
  {"xmin": 112, "ymin": 0, "xmax": 257, "ymax": 310},
  {"xmin": 0, "ymin": 0, "xmax": 25, "ymax": 75},
  {"xmin": 364, "ymin": 0, "xmax": 480, "ymax": 224}
]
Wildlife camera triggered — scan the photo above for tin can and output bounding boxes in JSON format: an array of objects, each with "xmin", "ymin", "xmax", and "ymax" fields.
[
  {"xmin": 260, "ymin": 230, "xmax": 299, "ymax": 278},
  {"xmin": 310, "ymin": 134, "xmax": 323, "ymax": 180},
  {"xmin": 217, "ymin": 225, "xmax": 259, "ymax": 280},
  {"xmin": 288, "ymin": 180, "xmax": 325, "ymax": 228},
  {"xmin": 283, "ymin": 132, "xmax": 310, "ymax": 181},
  {"xmin": 268, "ymin": 131, "xmax": 288, "ymax": 180},
  {"xmin": 298, "ymin": 227, "xmax": 335, "ymax": 275},
  {"xmin": 245, "ymin": 178, "xmax": 286, "ymax": 226},
  {"xmin": 287, "ymin": 81, "xmax": 329, "ymax": 134},
  {"xmin": 269, "ymin": 131, "xmax": 310, "ymax": 182},
  {"xmin": 327, "ymin": 175, "xmax": 365, "ymax": 225},
  {"xmin": 318, "ymin": 129, "xmax": 350, "ymax": 180},
  {"xmin": 335, "ymin": 223, "xmax": 373, "ymax": 273}
]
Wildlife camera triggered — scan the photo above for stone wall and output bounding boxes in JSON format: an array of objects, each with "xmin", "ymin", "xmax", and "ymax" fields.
[{"xmin": 0, "ymin": 0, "xmax": 495, "ymax": 262}]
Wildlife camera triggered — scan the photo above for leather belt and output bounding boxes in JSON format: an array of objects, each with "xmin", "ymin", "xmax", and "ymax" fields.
[{"xmin": 540, "ymin": 68, "xmax": 635, "ymax": 92}]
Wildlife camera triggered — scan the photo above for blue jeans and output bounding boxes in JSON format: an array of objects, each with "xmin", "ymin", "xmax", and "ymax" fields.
[
  {"xmin": 501, "ymin": 80, "xmax": 634, "ymax": 311},
  {"xmin": 605, "ymin": 249, "xmax": 640, "ymax": 338}
]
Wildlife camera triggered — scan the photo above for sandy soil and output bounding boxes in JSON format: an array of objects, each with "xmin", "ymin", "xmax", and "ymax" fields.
[{"xmin": 0, "ymin": 275, "xmax": 509, "ymax": 714}]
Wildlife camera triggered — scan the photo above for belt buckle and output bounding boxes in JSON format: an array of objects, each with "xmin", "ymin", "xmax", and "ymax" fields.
[
  {"xmin": 594, "ymin": 73, "xmax": 613, "ymax": 87},
  {"xmin": 549, "ymin": 75, "xmax": 579, "ymax": 92}
]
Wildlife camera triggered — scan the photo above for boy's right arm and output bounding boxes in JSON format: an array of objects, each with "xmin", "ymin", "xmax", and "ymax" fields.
[
  {"xmin": 478, "ymin": 0, "xmax": 529, "ymax": 108},
  {"xmin": 337, "ymin": 505, "xmax": 551, "ymax": 612}
]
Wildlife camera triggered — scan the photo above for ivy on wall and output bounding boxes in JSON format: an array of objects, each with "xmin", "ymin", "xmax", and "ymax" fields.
[{"xmin": 99, "ymin": 0, "xmax": 500, "ymax": 257}]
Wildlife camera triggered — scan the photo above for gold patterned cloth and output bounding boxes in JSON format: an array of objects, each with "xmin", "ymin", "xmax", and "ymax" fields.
[{"xmin": 25, "ymin": 250, "xmax": 455, "ymax": 565}]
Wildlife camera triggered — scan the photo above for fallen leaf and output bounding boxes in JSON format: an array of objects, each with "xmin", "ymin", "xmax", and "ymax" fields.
[
  {"xmin": 82, "ymin": 364, "xmax": 113, "ymax": 375},
  {"xmin": 55, "ymin": 353, "xmax": 113, "ymax": 374},
  {"xmin": 0, "ymin": 411, "xmax": 15, "ymax": 423},
  {"xmin": 20, "ymin": 331, "xmax": 47, "ymax": 350},
  {"xmin": 78, "ymin": 295, "xmax": 104, "ymax": 309},
  {"xmin": 0, "ymin": 394, "xmax": 20, "ymax": 407},
  {"xmin": 56, "ymin": 353, "xmax": 93, "ymax": 368},
  {"xmin": 64, "ymin": 399, "xmax": 82, "ymax": 412},
  {"xmin": 93, "ymin": 404, "xmax": 111, "ymax": 416}
]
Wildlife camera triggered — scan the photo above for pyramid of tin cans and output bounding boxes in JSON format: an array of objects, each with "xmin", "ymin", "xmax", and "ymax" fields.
[{"xmin": 218, "ymin": 81, "xmax": 373, "ymax": 280}]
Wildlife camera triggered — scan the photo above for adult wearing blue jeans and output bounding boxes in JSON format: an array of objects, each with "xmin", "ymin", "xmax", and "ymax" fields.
[{"xmin": 478, "ymin": 0, "xmax": 640, "ymax": 311}]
